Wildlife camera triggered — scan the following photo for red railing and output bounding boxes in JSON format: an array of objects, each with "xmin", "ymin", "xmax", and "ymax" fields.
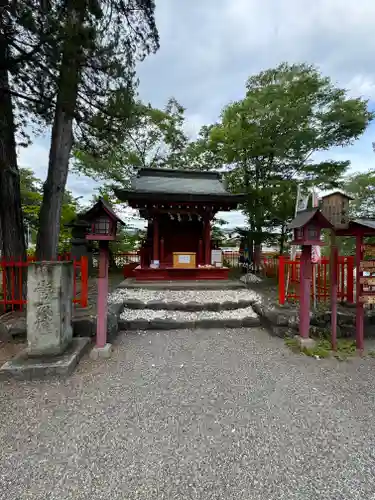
[
  {"xmin": 262, "ymin": 257, "xmax": 279, "ymax": 277},
  {"xmin": 278, "ymin": 255, "xmax": 355, "ymax": 305},
  {"xmin": 114, "ymin": 251, "xmax": 140, "ymax": 267},
  {"xmin": 0, "ymin": 255, "xmax": 89, "ymax": 311},
  {"xmin": 222, "ymin": 251, "xmax": 240, "ymax": 267}
]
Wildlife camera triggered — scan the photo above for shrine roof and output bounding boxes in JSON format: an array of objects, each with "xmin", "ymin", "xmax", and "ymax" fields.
[
  {"xmin": 80, "ymin": 197, "xmax": 125, "ymax": 225},
  {"xmin": 288, "ymin": 209, "xmax": 333, "ymax": 229},
  {"xmin": 115, "ymin": 168, "xmax": 245, "ymax": 204},
  {"xmin": 353, "ymin": 219, "xmax": 375, "ymax": 229},
  {"xmin": 321, "ymin": 190, "xmax": 354, "ymax": 200}
]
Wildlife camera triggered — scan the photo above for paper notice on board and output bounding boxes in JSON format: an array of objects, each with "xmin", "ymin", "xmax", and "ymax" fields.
[
  {"xmin": 178, "ymin": 255, "xmax": 191, "ymax": 264},
  {"xmin": 211, "ymin": 249, "xmax": 223, "ymax": 265}
]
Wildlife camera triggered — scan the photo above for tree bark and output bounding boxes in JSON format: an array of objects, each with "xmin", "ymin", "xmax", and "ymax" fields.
[
  {"xmin": 36, "ymin": 5, "xmax": 84, "ymax": 260},
  {"xmin": 279, "ymin": 224, "xmax": 287, "ymax": 255},
  {"xmin": 0, "ymin": 25, "xmax": 27, "ymax": 305},
  {"xmin": 0, "ymin": 31, "xmax": 26, "ymax": 263}
]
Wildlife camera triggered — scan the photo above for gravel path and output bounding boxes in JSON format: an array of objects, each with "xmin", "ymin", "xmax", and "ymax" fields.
[{"xmin": 1, "ymin": 328, "xmax": 375, "ymax": 499}]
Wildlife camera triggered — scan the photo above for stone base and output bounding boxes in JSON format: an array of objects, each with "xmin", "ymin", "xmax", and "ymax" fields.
[
  {"xmin": 294, "ymin": 335, "xmax": 316, "ymax": 349},
  {"xmin": 0, "ymin": 337, "xmax": 90, "ymax": 381},
  {"xmin": 89, "ymin": 343, "xmax": 112, "ymax": 360}
]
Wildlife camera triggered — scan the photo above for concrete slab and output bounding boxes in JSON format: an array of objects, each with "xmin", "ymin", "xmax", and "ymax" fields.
[
  {"xmin": 117, "ymin": 279, "xmax": 246, "ymax": 290},
  {"xmin": 0, "ymin": 337, "xmax": 91, "ymax": 381},
  {"xmin": 89, "ymin": 343, "xmax": 112, "ymax": 360},
  {"xmin": 295, "ymin": 335, "xmax": 317, "ymax": 349}
]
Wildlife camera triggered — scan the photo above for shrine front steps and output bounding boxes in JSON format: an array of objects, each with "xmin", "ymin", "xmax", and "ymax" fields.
[
  {"xmin": 116, "ymin": 300, "xmax": 261, "ymax": 331},
  {"xmin": 117, "ymin": 279, "xmax": 246, "ymax": 290}
]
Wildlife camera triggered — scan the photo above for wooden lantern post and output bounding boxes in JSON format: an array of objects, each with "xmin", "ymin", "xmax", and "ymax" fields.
[
  {"xmin": 288, "ymin": 209, "xmax": 333, "ymax": 346},
  {"xmin": 321, "ymin": 191, "xmax": 353, "ymax": 350},
  {"xmin": 83, "ymin": 198, "xmax": 125, "ymax": 359}
]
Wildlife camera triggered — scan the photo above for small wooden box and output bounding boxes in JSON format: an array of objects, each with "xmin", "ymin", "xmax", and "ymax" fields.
[{"xmin": 172, "ymin": 252, "xmax": 196, "ymax": 268}]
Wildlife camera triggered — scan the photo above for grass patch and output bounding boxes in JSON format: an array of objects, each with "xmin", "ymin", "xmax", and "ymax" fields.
[
  {"xmin": 284, "ymin": 337, "xmax": 300, "ymax": 353},
  {"xmin": 284, "ymin": 336, "xmax": 357, "ymax": 360}
]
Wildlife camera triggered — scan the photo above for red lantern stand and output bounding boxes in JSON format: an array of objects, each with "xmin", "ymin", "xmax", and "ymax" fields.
[
  {"xmin": 288, "ymin": 209, "xmax": 333, "ymax": 347},
  {"xmin": 82, "ymin": 198, "xmax": 125, "ymax": 359}
]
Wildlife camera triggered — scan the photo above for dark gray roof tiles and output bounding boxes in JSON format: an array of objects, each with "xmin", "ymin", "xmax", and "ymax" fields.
[
  {"xmin": 288, "ymin": 209, "xmax": 319, "ymax": 229},
  {"xmin": 131, "ymin": 168, "xmax": 229, "ymax": 195},
  {"xmin": 288, "ymin": 209, "xmax": 333, "ymax": 230},
  {"xmin": 352, "ymin": 219, "xmax": 375, "ymax": 230}
]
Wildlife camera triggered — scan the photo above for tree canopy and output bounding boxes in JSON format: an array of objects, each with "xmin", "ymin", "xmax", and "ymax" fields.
[
  {"xmin": 203, "ymin": 62, "xmax": 374, "ymax": 258},
  {"xmin": 73, "ymin": 97, "xmax": 189, "ymax": 193}
]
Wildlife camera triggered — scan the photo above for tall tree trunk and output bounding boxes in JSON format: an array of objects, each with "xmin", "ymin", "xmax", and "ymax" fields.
[
  {"xmin": 253, "ymin": 160, "xmax": 261, "ymax": 272},
  {"xmin": 279, "ymin": 224, "xmax": 287, "ymax": 255},
  {"xmin": 0, "ymin": 33, "xmax": 27, "ymax": 304},
  {"xmin": 0, "ymin": 36, "xmax": 26, "ymax": 263},
  {"xmin": 36, "ymin": 5, "xmax": 84, "ymax": 260}
]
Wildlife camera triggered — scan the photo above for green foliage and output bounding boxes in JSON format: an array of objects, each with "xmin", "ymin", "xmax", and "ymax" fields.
[
  {"xmin": 19, "ymin": 167, "xmax": 79, "ymax": 253},
  {"xmin": 321, "ymin": 169, "xmax": 375, "ymax": 256},
  {"xmin": 3, "ymin": 0, "xmax": 159, "ymax": 260},
  {"xmin": 112, "ymin": 227, "xmax": 146, "ymax": 253},
  {"xmin": 211, "ymin": 217, "xmax": 228, "ymax": 246},
  {"xmin": 285, "ymin": 336, "xmax": 356, "ymax": 360},
  {"xmin": 73, "ymin": 98, "xmax": 189, "ymax": 191},
  {"xmin": 205, "ymin": 62, "xmax": 373, "ymax": 256},
  {"xmin": 345, "ymin": 170, "xmax": 375, "ymax": 219}
]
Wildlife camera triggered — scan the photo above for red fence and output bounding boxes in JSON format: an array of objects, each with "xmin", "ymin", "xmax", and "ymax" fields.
[
  {"xmin": 113, "ymin": 252, "xmax": 140, "ymax": 267},
  {"xmin": 223, "ymin": 251, "xmax": 279, "ymax": 276},
  {"xmin": 278, "ymin": 255, "xmax": 354, "ymax": 305},
  {"xmin": 262, "ymin": 258, "xmax": 279, "ymax": 277},
  {"xmin": 0, "ymin": 255, "xmax": 89, "ymax": 311}
]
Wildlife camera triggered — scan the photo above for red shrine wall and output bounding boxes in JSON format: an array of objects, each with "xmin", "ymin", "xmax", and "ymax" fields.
[{"xmin": 159, "ymin": 218, "xmax": 204, "ymax": 265}]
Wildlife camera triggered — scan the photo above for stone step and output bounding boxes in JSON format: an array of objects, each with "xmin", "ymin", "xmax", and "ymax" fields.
[
  {"xmin": 118, "ymin": 306, "xmax": 261, "ymax": 331},
  {"xmin": 109, "ymin": 288, "xmax": 258, "ymax": 310},
  {"xmin": 122, "ymin": 298, "xmax": 255, "ymax": 312},
  {"xmin": 118, "ymin": 279, "xmax": 246, "ymax": 290}
]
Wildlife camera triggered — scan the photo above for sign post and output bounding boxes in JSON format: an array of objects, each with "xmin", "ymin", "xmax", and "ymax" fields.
[{"xmin": 357, "ymin": 244, "xmax": 375, "ymax": 351}]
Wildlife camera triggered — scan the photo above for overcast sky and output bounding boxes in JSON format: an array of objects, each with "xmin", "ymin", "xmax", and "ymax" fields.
[{"xmin": 19, "ymin": 0, "xmax": 375, "ymax": 229}]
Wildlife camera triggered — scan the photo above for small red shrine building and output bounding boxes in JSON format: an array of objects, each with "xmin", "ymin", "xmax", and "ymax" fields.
[{"xmin": 115, "ymin": 168, "xmax": 244, "ymax": 280}]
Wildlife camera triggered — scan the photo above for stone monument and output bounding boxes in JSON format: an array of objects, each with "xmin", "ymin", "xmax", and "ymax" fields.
[
  {"xmin": 27, "ymin": 262, "xmax": 73, "ymax": 356},
  {"xmin": 0, "ymin": 261, "xmax": 90, "ymax": 380}
]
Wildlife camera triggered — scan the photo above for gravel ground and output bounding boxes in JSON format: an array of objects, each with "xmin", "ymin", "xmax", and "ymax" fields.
[
  {"xmin": 120, "ymin": 305, "xmax": 258, "ymax": 321},
  {"xmin": 109, "ymin": 288, "xmax": 260, "ymax": 305},
  {"xmin": 1, "ymin": 327, "xmax": 375, "ymax": 499}
]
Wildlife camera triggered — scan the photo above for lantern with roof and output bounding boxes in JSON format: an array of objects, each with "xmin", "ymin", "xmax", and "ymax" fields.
[
  {"xmin": 288, "ymin": 208, "xmax": 333, "ymax": 246},
  {"xmin": 83, "ymin": 198, "xmax": 124, "ymax": 242},
  {"xmin": 80, "ymin": 198, "xmax": 125, "ymax": 358}
]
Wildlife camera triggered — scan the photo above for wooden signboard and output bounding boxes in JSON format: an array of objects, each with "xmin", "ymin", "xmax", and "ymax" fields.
[
  {"xmin": 172, "ymin": 252, "xmax": 196, "ymax": 269},
  {"xmin": 359, "ymin": 295, "xmax": 375, "ymax": 304},
  {"xmin": 360, "ymin": 278, "xmax": 375, "ymax": 285},
  {"xmin": 363, "ymin": 245, "xmax": 375, "ymax": 257},
  {"xmin": 359, "ymin": 260, "xmax": 375, "ymax": 270}
]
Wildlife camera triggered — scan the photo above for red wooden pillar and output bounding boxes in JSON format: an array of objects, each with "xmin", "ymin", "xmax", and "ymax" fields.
[
  {"xmin": 278, "ymin": 255, "xmax": 285, "ymax": 305},
  {"xmin": 198, "ymin": 239, "xmax": 203, "ymax": 265},
  {"xmin": 299, "ymin": 245, "xmax": 312, "ymax": 338},
  {"xmin": 97, "ymin": 241, "xmax": 109, "ymax": 348},
  {"xmin": 160, "ymin": 238, "xmax": 164, "ymax": 265},
  {"xmin": 330, "ymin": 230, "xmax": 338, "ymax": 350},
  {"xmin": 356, "ymin": 233, "xmax": 364, "ymax": 351},
  {"xmin": 153, "ymin": 217, "xmax": 159, "ymax": 262},
  {"xmin": 347, "ymin": 256, "xmax": 354, "ymax": 303},
  {"xmin": 204, "ymin": 218, "xmax": 211, "ymax": 265}
]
